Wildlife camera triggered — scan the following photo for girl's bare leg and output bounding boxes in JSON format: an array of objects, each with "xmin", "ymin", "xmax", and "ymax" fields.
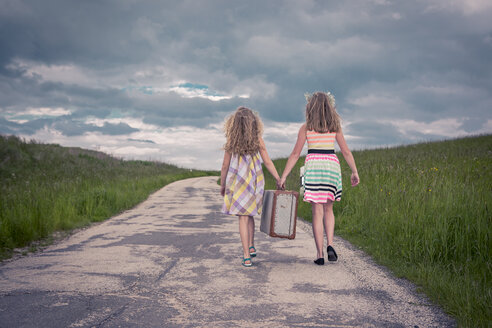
[
  {"xmin": 323, "ymin": 201, "xmax": 335, "ymax": 246},
  {"xmin": 311, "ymin": 203, "xmax": 324, "ymax": 259},
  {"xmin": 248, "ymin": 216, "xmax": 255, "ymax": 248},
  {"xmin": 238, "ymin": 216, "xmax": 251, "ymax": 262}
]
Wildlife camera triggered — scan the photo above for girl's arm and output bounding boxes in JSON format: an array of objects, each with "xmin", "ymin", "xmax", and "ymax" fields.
[
  {"xmin": 335, "ymin": 128, "xmax": 360, "ymax": 186},
  {"xmin": 220, "ymin": 151, "xmax": 232, "ymax": 196},
  {"xmin": 279, "ymin": 124, "xmax": 307, "ymax": 188},
  {"xmin": 259, "ymin": 137, "xmax": 281, "ymax": 185}
]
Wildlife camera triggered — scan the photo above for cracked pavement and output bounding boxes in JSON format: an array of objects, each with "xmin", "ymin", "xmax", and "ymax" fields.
[{"xmin": 0, "ymin": 177, "xmax": 455, "ymax": 327}]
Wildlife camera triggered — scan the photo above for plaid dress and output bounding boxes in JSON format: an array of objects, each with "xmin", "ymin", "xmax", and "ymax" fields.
[{"xmin": 222, "ymin": 152, "xmax": 265, "ymax": 216}]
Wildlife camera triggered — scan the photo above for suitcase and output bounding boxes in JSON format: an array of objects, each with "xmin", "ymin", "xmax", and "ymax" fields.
[
  {"xmin": 260, "ymin": 190, "xmax": 299, "ymax": 239},
  {"xmin": 299, "ymin": 166, "xmax": 305, "ymax": 197}
]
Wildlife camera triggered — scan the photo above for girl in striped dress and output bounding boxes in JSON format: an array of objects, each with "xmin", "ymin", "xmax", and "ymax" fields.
[
  {"xmin": 280, "ymin": 92, "xmax": 359, "ymax": 265},
  {"xmin": 220, "ymin": 107, "xmax": 281, "ymax": 267}
]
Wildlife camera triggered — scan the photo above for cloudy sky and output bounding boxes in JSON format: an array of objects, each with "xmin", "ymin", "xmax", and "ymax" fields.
[{"xmin": 1, "ymin": 0, "xmax": 491, "ymax": 169}]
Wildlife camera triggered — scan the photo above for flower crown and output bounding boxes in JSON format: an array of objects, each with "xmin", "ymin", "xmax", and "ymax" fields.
[{"xmin": 304, "ymin": 91, "xmax": 336, "ymax": 108}]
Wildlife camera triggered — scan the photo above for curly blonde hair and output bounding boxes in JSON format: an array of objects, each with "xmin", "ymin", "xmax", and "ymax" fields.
[
  {"xmin": 224, "ymin": 107, "xmax": 264, "ymax": 156},
  {"xmin": 306, "ymin": 92, "xmax": 341, "ymax": 133}
]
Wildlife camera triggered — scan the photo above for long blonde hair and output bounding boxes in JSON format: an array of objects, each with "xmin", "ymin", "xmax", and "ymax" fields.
[
  {"xmin": 224, "ymin": 107, "xmax": 264, "ymax": 156},
  {"xmin": 306, "ymin": 92, "xmax": 341, "ymax": 133}
]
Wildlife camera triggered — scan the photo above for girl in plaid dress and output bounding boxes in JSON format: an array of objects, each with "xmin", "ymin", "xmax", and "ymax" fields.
[{"xmin": 220, "ymin": 107, "xmax": 281, "ymax": 267}]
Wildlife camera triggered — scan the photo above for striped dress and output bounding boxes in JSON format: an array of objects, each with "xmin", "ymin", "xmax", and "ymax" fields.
[
  {"xmin": 222, "ymin": 153, "xmax": 265, "ymax": 216},
  {"xmin": 303, "ymin": 130, "xmax": 342, "ymax": 203}
]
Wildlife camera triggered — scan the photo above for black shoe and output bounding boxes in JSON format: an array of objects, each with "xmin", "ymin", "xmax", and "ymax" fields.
[
  {"xmin": 327, "ymin": 246, "xmax": 338, "ymax": 262},
  {"xmin": 314, "ymin": 258, "xmax": 325, "ymax": 265}
]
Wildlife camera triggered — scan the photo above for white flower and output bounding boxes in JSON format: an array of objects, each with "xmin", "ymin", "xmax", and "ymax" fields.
[
  {"xmin": 304, "ymin": 91, "xmax": 336, "ymax": 108},
  {"xmin": 325, "ymin": 92, "xmax": 336, "ymax": 108}
]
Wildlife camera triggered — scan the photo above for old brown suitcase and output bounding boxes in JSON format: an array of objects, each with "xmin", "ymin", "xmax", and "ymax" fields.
[{"xmin": 260, "ymin": 190, "xmax": 299, "ymax": 239}]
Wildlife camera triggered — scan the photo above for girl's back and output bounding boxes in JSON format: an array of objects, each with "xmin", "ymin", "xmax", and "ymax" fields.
[
  {"xmin": 306, "ymin": 130, "xmax": 336, "ymax": 151},
  {"xmin": 220, "ymin": 106, "xmax": 281, "ymax": 267},
  {"xmin": 221, "ymin": 107, "xmax": 265, "ymax": 216},
  {"xmin": 222, "ymin": 151, "xmax": 264, "ymax": 216}
]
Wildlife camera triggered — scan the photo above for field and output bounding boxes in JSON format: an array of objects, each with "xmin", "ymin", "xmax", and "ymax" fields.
[
  {"xmin": 0, "ymin": 135, "xmax": 216, "ymax": 260},
  {"xmin": 263, "ymin": 135, "xmax": 491, "ymax": 327}
]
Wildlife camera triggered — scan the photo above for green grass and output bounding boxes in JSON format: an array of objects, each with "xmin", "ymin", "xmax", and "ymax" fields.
[
  {"xmin": 0, "ymin": 135, "xmax": 217, "ymax": 259},
  {"xmin": 263, "ymin": 135, "xmax": 491, "ymax": 327}
]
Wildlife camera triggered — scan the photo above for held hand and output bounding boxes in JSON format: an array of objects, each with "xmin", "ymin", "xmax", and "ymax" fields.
[
  {"xmin": 351, "ymin": 172, "xmax": 360, "ymax": 186},
  {"xmin": 275, "ymin": 178, "xmax": 282, "ymax": 190},
  {"xmin": 220, "ymin": 186, "xmax": 226, "ymax": 196},
  {"xmin": 278, "ymin": 177, "xmax": 286, "ymax": 190}
]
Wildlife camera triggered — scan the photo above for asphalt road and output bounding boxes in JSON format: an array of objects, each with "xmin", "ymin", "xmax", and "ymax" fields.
[{"xmin": 0, "ymin": 176, "xmax": 455, "ymax": 327}]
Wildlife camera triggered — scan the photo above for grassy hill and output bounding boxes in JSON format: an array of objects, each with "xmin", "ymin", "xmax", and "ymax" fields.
[
  {"xmin": 0, "ymin": 135, "xmax": 217, "ymax": 259},
  {"xmin": 263, "ymin": 135, "xmax": 491, "ymax": 327}
]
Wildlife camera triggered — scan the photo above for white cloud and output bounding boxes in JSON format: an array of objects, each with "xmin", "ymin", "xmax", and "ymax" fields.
[
  {"xmin": 24, "ymin": 107, "xmax": 71, "ymax": 116},
  {"xmin": 168, "ymin": 84, "xmax": 236, "ymax": 101},
  {"xmin": 348, "ymin": 94, "xmax": 405, "ymax": 107},
  {"xmin": 4, "ymin": 106, "xmax": 72, "ymax": 123},
  {"xmin": 12, "ymin": 112, "xmax": 491, "ymax": 170},
  {"xmin": 229, "ymin": 77, "xmax": 277, "ymax": 100},
  {"xmin": 98, "ymin": 145, "xmax": 160, "ymax": 157},
  {"xmin": 84, "ymin": 117, "xmax": 161, "ymax": 131},
  {"xmin": 422, "ymin": 0, "xmax": 492, "ymax": 15},
  {"xmin": 387, "ymin": 117, "xmax": 492, "ymax": 140},
  {"xmin": 389, "ymin": 118, "xmax": 465, "ymax": 137},
  {"xmin": 479, "ymin": 120, "xmax": 492, "ymax": 134},
  {"xmin": 264, "ymin": 122, "xmax": 303, "ymax": 139},
  {"xmin": 12, "ymin": 117, "xmax": 314, "ymax": 170},
  {"xmin": 263, "ymin": 121, "xmax": 304, "ymax": 158},
  {"xmin": 17, "ymin": 124, "xmax": 222, "ymax": 169}
]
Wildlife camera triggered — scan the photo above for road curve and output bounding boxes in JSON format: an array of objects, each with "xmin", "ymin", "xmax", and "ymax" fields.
[{"xmin": 0, "ymin": 176, "xmax": 454, "ymax": 327}]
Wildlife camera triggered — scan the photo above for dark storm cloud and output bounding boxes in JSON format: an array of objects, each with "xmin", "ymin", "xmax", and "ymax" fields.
[
  {"xmin": 0, "ymin": 0, "xmax": 158, "ymax": 69},
  {"xmin": 460, "ymin": 117, "xmax": 487, "ymax": 133},
  {"xmin": 127, "ymin": 138, "xmax": 155, "ymax": 144},
  {"xmin": 49, "ymin": 120, "xmax": 138, "ymax": 137},
  {"xmin": 0, "ymin": 117, "xmax": 54, "ymax": 135},
  {"xmin": 345, "ymin": 121, "xmax": 407, "ymax": 147},
  {"xmin": 0, "ymin": 117, "xmax": 18, "ymax": 134},
  {"xmin": 0, "ymin": 115, "xmax": 139, "ymax": 137},
  {"xmin": 0, "ymin": 0, "xmax": 490, "ymax": 149},
  {"xmin": 0, "ymin": 64, "xmax": 132, "ymax": 118}
]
